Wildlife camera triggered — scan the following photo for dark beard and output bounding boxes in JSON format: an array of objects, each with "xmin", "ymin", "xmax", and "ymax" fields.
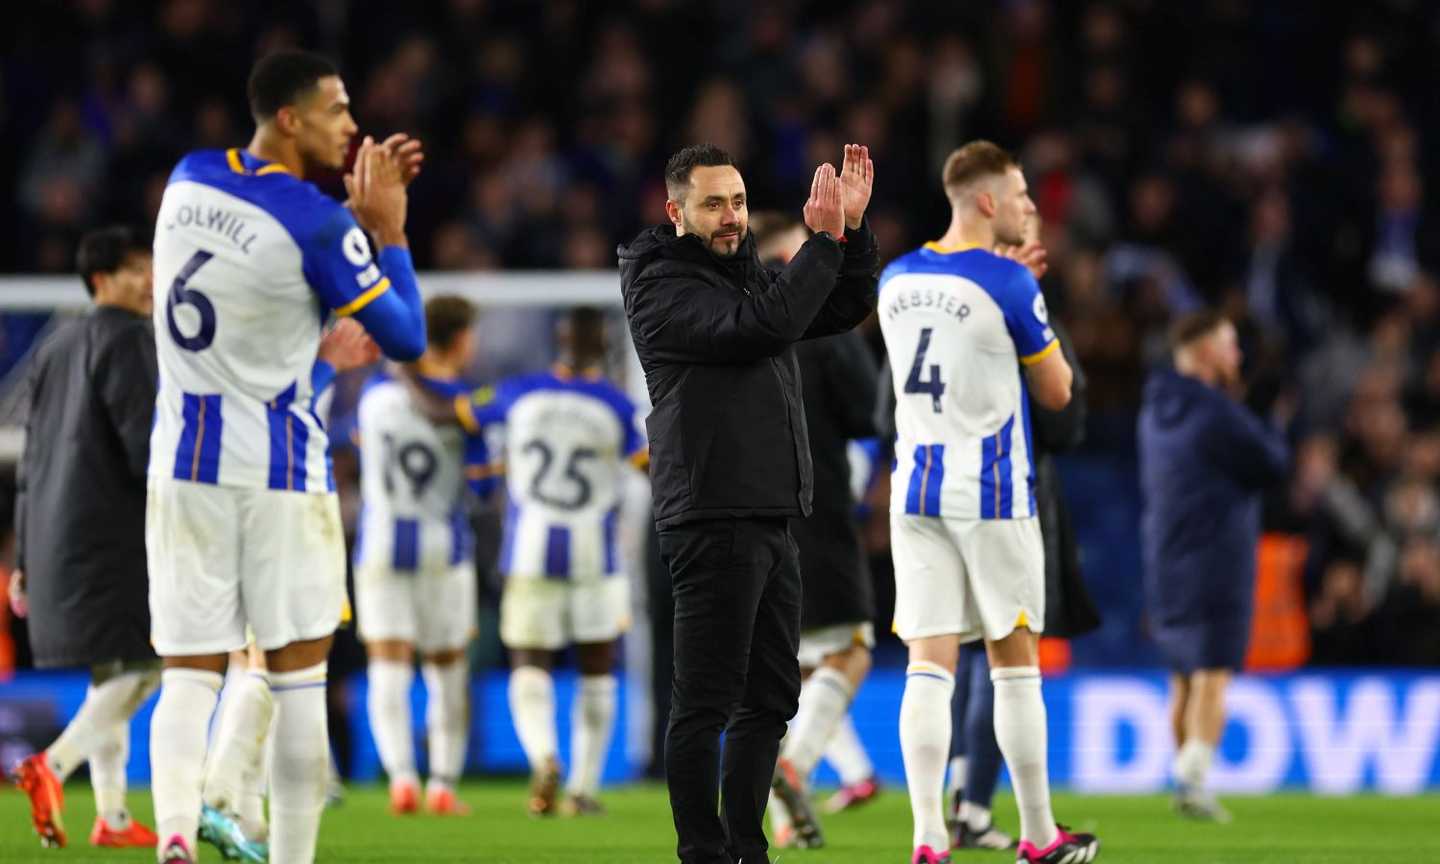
[{"xmin": 706, "ymin": 228, "xmax": 746, "ymax": 258}]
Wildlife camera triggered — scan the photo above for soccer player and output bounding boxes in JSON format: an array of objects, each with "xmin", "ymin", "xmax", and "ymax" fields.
[
  {"xmin": 879, "ymin": 141, "xmax": 1097, "ymax": 864},
  {"xmin": 354, "ymin": 295, "xmax": 490, "ymax": 817},
  {"xmin": 145, "ymin": 50, "xmax": 426, "ymax": 864},
  {"xmin": 467, "ymin": 308, "xmax": 647, "ymax": 817},
  {"xmin": 197, "ymin": 319, "xmax": 381, "ymax": 862}
]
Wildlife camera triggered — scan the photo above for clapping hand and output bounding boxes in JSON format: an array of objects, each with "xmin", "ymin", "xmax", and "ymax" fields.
[
  {"xmin": 378, "ymin": 133, "xmax": 425, "ymax": 186},
  {"xmin": 995, "ymin": 241, "xmax": 1049, "ymax": 280},
  {"xmin": 318, "ymin": 318, "xmax": 381, "ymax": 372},
  {"xmin": 840, "ymin": 143, "xmax": 873, "ymax": 230},
  {"xmin": 803, "ymin": 162, "xmax": 845, "ymax": 238},
  {"xmin": 344, "ymin": 136, "xmax": 408, "ymax": 245}
]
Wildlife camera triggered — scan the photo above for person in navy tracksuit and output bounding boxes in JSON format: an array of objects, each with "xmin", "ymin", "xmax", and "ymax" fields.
[{"xmin": 1138, "ymin": 310, "xmax": 1288, "ymax": 823}]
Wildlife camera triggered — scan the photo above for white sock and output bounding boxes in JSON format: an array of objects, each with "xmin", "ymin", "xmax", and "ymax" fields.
[
  {"xmin": 1174, "ymin": 739, "xmax": 1215, "ymax": 790},
  {"xmin": 959, "ymin": 800, "xmax": 992, "ymax": 830},
  {"xmin": 90, "ymin": 721, "xmax": 131, "ymax": 828},
  {"xmin": 203, "ymin": 671, "xmax": 274, "ymax": 814},
  {"xmin": 900, "ymin": 661, "xmax": 954, "ymax": 851},
  {"xmin": 946, "ymin": 755, "xmax": 968, "ymax": 803},
  {"xmin": 566, "ymin": 674, "xmax": 617, "ymax": 797},
  {"xmin": 242, "ymin": 713, "xmax": 275, "ymax": 842},
  {"xmin": 991, "ymin": 666, "xmax": 1057, "ymax": 849},
  {"xmin": 367, "ymin": 660, "xmax": 417, "ymax": 784},
  {"xmin": 46, "ymin": 670, "xmax": 156, "ymax": 780},
  {"xmin": 822, "ymin": 714, "xmax": 874, "ymax": 785},
  {"xmin": 150, "ymin": 668, "xmax": 223, "ymax": 853},
  {"xmin": 508, "ymin": 665, "xmax": 557, "ymax": 772},
  {"xmin": 269, "ymin": 663, "xmax": 330, "ymax": 864},
  {"xmin": 782, "ymin": 667, "xmax": 853, "ymax": 776},
  {"xmin": 421, "ymin": 661, "xmax": 470, "ymax": 791}
]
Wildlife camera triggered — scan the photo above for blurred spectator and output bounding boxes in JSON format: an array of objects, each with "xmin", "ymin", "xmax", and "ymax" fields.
[{"xmin": 3, "ymin": 0, "xmax": 1440, "ymax": 668}]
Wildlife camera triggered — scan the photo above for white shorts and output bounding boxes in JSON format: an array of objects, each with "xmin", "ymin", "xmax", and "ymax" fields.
[
  {"xmin": 797, "ymin": 621, "xmax": 875, "ymax": 669},
  {"xmin": 354, "ymin": 562, "xmax": 478, "ymax": 653},
  {"xmin": 499, "ymin": 576, "xmax": 630, "ymax": 651},
  {"xmin": 147, "ymin": 479, "xmax": 346, "ymax": 655},
  {"xmin": 891, "ymin": 514, "xmax": 1045, "ymax": 644}
]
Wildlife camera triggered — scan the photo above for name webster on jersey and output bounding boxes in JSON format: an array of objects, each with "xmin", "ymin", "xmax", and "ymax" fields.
[
  {"xmin": 164, "ymin": 201, "xmax": 259, "ymax": 255},
  {"xmin": 884, "ymin": 282, "xmax": 972, "ymax": 323}
]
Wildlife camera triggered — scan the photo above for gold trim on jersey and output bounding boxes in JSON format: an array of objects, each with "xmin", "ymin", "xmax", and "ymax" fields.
[
  {"xmin": 923, "ymin": 241, "xmax": 983, "ymax": 254},
  {"xmin": 1019, "ymin": 338, "xmax": 1059, "ymax": 366},
  {"xmin": 334, "ymin": 278, "xmax": 390, "ymax": 317}
]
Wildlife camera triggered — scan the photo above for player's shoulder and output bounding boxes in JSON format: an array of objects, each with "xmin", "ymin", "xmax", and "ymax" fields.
[
  {"xmin": 358, "ymin": 369, "xmax": 403, "ymax": 407},
  {"xmin": 169, "ymin": 148, "xmax": 349, "ymax": 242},
  {"xmin": 881, "ymin": 244, "xmax": 1027, "ymax": 288}
]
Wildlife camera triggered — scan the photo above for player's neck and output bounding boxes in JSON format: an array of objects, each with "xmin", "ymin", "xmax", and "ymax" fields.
[
  {"xmin": 246, "ymin": 127, "xmax": 305, "ymax": 179},
  {"xmin": 555, "ymin": 354, "xmax": 602, "ymax": 377},
  {"xmin": 934, "ymin": 212, "xmax": 994, "ymax": 252},
  {"xmin": 412, "ymin": 354, "xmax": 459, "ymax": 380}
]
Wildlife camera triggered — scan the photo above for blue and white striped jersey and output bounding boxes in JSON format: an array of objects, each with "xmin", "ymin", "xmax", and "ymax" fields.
[
  {"xmin": 149, "ymin": 148, "xmax": 402, "ymax": 491},
  {"xmin": 466, "ymin": 366, "xmax": 648, "ymax": 580},
  {"xmin": 878, "ymin": 243, "xmax": 1058, "ymax": 520},
  {"xmin": 354, "ymin": 373, "xmax": 494, "ymax": 573}
]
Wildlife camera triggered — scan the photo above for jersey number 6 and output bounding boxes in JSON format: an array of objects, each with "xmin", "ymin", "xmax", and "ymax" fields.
[
  {"xmin": 905, "ymin": 327, "xmax": 946, "ymax": 413},
  {"xmin": 165, "ymin": 250, "xmax": 217, "ymax": 352}
]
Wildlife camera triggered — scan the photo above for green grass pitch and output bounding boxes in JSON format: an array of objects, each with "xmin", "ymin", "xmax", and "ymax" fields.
[{"xmin": 4, "ymin": 781, "xmax": 1437, "ymax": 862}]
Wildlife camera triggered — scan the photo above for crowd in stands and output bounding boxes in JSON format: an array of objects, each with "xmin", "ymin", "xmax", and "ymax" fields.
[{"xmin": 3, "ymin": 0, "xmax": 1439, "ymax": 666}]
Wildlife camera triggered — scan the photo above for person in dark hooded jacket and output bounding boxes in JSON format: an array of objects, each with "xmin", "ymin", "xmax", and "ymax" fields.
[
  {"xmin": 1138, "ymin": 310, "xmax": 1288, "ymax": 823},
  {"xmin": 8, "ymin": 226, "xmax": 164, "ymax": 848},
  {"xmin": 619, "ymin": 144, "xmax": 878, "ymax": 864}
]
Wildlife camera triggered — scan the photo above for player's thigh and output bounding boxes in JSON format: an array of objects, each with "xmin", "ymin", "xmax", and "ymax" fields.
[
  {"xmin": 499, "ymin": 576, "xmax": 567, "ymax": 651},
  {"xmin": 956, "ymin": 517, "xmax": 1045, "ymax": 643},
  {"xmin": 238, "ymin": 489, "xmax": 346, "ymax": 652},
  {"xmin": 568, "ymin": 575, "xmax": 631, "ymax": 646},
  {"xmin": 353, "ymin": 563, "xmax": 420, "ymax": 647},
  {"xmin": 146, "ymin": 479, "xmax": 248, "ymax": 656},
  {"xmin": 414, "ymin": 563, "xmax": 479, "ymax": 655},
  {"xmin": 890, "ymin": 513, "xmax": 977, "ymax": 643},
  {"xmin": 798, "ymin": 622, "xmax": 874, "ymax": 670}
]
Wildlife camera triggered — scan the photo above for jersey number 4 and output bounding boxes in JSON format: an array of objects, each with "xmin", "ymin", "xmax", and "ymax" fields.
[
  {"xmin": 165, "ymin": 250, "xmax": 217, "ymax": 351},
  {"xmin": 905, "ymin": 327, "xmax": 946, "ymax": 413}
]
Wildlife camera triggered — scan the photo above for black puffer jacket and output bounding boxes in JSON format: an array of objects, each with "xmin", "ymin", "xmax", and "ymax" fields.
[{"xmin": 619, "ymin": 221, "xmax": 878, "ymax": 529}]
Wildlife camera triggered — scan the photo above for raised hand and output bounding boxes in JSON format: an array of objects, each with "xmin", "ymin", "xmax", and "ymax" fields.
[
  {"xmin": 379, "ymin": 133, "xmax": 425, "ymax": 186},
  {"xmin": 318, "ymin": 318, "xmax": 381, "ymax": 372},
  {"xmin": 344, "ymin": 136, "xmax": 409, "ymax": 245},
  {"xmin": 840, "ymin": 143, "xmax": 873, "ymax": 230},
  {"xmin": 995, "ymin": 241, "xmax": 1049, "ymax": 280},
  {"xmin": 803, "ymin": 162, "xmax": 845, "ymax": 238}
]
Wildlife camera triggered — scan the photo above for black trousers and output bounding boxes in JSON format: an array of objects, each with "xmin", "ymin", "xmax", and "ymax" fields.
[{"xmin": 659, "ymin": 517, "xmax": 802, "ymax": 864}]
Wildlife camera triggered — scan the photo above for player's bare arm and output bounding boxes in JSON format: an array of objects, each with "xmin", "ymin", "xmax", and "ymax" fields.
[{"xmin": 1025, "ymin": 347, "xmax": 1072, "ymax": 411}]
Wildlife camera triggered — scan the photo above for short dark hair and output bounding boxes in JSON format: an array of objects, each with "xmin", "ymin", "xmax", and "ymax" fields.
[
  {"xmin": 425, "ymin": 295, "xmax": 476, "ymax": 351},
  {"xmin": 1169, "ymin": 309, "xmax": 1229, "ymax": 354},
  {"xmin": 247, "ymin": 50, "xmax": 338, "ymax": 123},
  {"xmin": 942, "ymin": 140, "xmax": 1018, "ymax": 200},
  {"xmin": 555, "ymin": 306, "xmax": 607, "ymax": 361},
  {"xmin": 76, "ymin": 226, "xmax": 150, "ymax": 297},
  {"xmin": 665, "ymin": 144, "xmax": 734, "ymax": 201}
]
